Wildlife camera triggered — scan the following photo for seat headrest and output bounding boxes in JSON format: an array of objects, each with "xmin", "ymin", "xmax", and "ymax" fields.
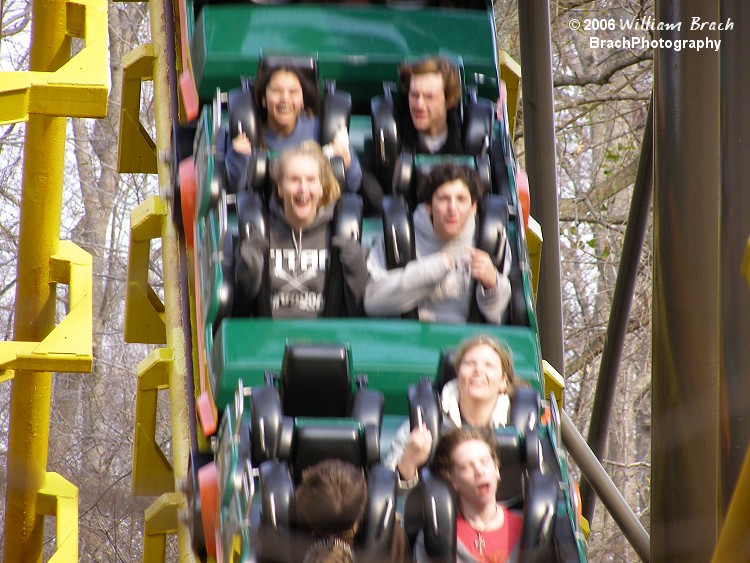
[
  {"xmin": 227, "ymin": 87, "xmax": 261, "ymax": 150},
  {"xmin": 521, "ymin": 470, "xmax": 558, "ymax": 553},
  {"xmin": 462, "ymin": 95, "xmax": 494, "ymax": 156},
  {"xmin": 356, "ymin": 464, "xmax": 398, "ymax": 559},
  {"xmin": 435, "ymin": 349, "xmax": 457, "ymax": 391},
  {"xmin": 319, "ymin": 86, "xmax": 352, "ymax": 147},
  {"xmin": 495, "ymin": 427, "xmax": 524, "ymax": 508},
  {"xmin": 332, "ymin": 193, "xmax": 363, "ymax": 241},
  {"xmin": 392, "ymin": 153, "xmax": 416, "ymax": 198},
  {"xmin": 419, "ymin": 468, "xmax": 457, "ymax": 562},
  {"xmin": 281, "ymin": 343, "xmax": 352, "ymax": 418},
  {"xmin": 258, "ymin": 460, "xmax": 295, "ymax": 531},
  {"xmin": 509, "ymin": 387, "xmax": 542, "ymax": 432},
  {"xmin": 258, "ymin": 55, "xmax": 318, "ymax": 87},
  {"xmin": 381, "ymin": 195, "xmax": 415, "ymax": 270},
  {"xmin": 370, "ymin": 86, "xmax": 400, "ymax": 191},
  {"xmin": 292, "ymin": 420, "xmax": 366, "ymax": 481}
]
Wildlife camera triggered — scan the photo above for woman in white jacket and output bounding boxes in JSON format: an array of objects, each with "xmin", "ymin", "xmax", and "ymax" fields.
[{"xmin": 383, "ymin": 334, "xmax": 517, "ymax": 489}]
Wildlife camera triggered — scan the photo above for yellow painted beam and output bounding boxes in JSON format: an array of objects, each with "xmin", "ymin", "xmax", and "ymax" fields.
[
  {"xmin": 3, "ymin": 1, "xmax": 104, "ymax": 559},
  {"xmin": 526, "ymin": 215, "xmax": 542, "ymax": 302},
  {"xmin": 144, "ymin": 0, "xmax": 196, "ymax": 557},
  {"xmin": 132, "ymin": 348, "xmax": 175, "ymax": 497},
  {"xmin": 143, "ymin": 493, "xmax": 182, "ymax": 563},
  {"xmin": 0, "ymin": 0, "xmax": 109, "ymax": 125},
  {"xmin": 713, "ymin": 442, "xmax": 750, "ymax": 562},
  {"xmin": 118, "ymin": 43, "xmax": 157, "ymax": 174},
  {"xmin": 125, "ymin": 196, "xmax": 167, "ymax": 344},
  {"xmin": 542, "ymin": 359, "xmax": 565, "ymax": 411},
  {"xmin": 0, "ymin": 241, "xmax": 93, "ymax": 379},
  {"xmin": 36, "ymin": 473, "xmax": 79, "ymax": 563},
  {"xmin": 498, "ymin": 50, "xmax": 522, "ymax": 137}
]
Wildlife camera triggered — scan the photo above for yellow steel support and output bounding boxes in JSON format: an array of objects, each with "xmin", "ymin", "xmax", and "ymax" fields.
[
  {"xmin": 36, "ymin": 473, "xmax": 79, "ymax": 563},
  {"xmin": 133, "ymin": 349, "xmax": 175, "ymax": 496},
  {"xmin": 2, "ymin": 0, "xmax": 107, "ymax": 560},
  {"xmin": 498, "ymin": 51, "xmax": 522, "ymax": 137},
  {"xmin": 0, "ymin": 0, "xmax": 109, "ymax": 125},
  {"xmin": 542, "ymin": 359, "xmax": 565, "ymax": 411},
  {"xmin": 141, "ymin": 0, "xmax": 195, "ymax": 559},
  {"xmin": 142, "ymin": 492, "xmax": 182, "ymax": 563},
  {"xmin": 119, "ymin": 44, "xmax": 158, "ymax": 174},
  {"xmin": 125, "ymin": 196, "xmax": 168, "ymax": 344},
  {"xmin": 527, "ymin": 215, "xmax": 542, "ymax": 301},
  {"xmin": 0, "ymin": 241, "xmax": 93, "ymax": 380}
]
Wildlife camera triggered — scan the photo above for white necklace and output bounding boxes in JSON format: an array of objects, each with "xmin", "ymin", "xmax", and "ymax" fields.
[{"xmin": 466, "ymin": 504, "xmax": 500, "ymax": 556}]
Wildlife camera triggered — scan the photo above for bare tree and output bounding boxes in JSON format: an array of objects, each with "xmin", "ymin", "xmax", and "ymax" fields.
[{"xmin": 494, "ymin": 1, "xmax": 653, "ymax": 560}]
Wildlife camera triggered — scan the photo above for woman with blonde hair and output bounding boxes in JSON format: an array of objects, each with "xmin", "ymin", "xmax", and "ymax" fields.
[{"xmin": 234, "ymin": 141, "xmax": 367, "ymax": 317}]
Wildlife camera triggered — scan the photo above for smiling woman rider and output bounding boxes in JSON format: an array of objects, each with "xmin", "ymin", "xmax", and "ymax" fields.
[
  {"xmin": 383, "ymin": 334, "xmax": 516, "ymax": 489},
  {"xmin": 225, "ymin": 65, "xmax": 362, "ymax": 193},
  {"xmin": 233, "ymin": 141, "xmax": 367, "ymax": 318}
]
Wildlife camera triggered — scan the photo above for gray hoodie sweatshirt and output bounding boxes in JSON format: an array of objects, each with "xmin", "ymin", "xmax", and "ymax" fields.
[
  {"xmin": 365, "ymin": 203, "xmax": 511, "ymax": 323},
  {"xmin": 267, "ymin": 197, "xmax": 334, "ymax": 318}
]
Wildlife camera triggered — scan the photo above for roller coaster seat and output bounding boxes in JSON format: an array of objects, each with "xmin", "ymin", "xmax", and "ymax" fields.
[
  {"xmin": 281, "ymin": 342, "xmax": 356, "ymax": 417},
  {"xmin": 248, "ymin": 342, "xmax": 384, "ymax": 468},
  {"xmin": 197, "ymin": 192, "xmax": 257, "ymax": 338},
  {"xmin": 403, "ymin": 349, "xmax": 543, "ymax": 509},
  {"xmin": 408, "ymin": 467, "xmax": 558, "ymax": 562},
  {"xmin": 403, "ymin": 379, "xmax": 526, "ymax": 498},
  {"xmin": 256, "ymin": 461, "xmax": 399, "ymax": 562}
]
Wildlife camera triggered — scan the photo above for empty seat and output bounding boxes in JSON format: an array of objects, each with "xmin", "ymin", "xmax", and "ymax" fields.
[
  {"xmin": 279, "ymin": 342, "xmax": 382, "ymax": 422},
  {"xmin": 249, "ymin": 342, "xmax": 384, "ymax": 467},
  {"xmin": 291, "ymin": 419, "xmax": 376, "ymax": 478},
  {"xmin": 280, "ymin": 342, "xmax": 353, "ymax": 418}
]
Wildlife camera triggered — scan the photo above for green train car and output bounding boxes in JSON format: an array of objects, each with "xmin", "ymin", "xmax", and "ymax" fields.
[{"xmin": 173, "ymin": 1, "xmax": 587, "ymax": 561}]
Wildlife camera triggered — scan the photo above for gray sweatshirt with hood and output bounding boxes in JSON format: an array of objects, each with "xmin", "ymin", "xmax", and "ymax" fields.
[
  {"xmin": 365, "ymin": 203, "xmax": 511, "ymax": 323},
  {"xmin": 236, "ymin": 196, "xmax": 368, "ymax": 318},
  {"xmin": 266, "ymin": 197, "xmax": 333, "ymax": 318}
]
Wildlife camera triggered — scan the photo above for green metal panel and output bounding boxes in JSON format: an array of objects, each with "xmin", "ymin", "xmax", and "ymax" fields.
[
  {"xmin": 191, "ymin": 5, "xmax": 499, "ymax": 105},
  {"xmin": 194, "ymin": 106, "xmax": 215, "ymax": 220},
  {"xmin": 210, "ymin": 318, "xmax": 543, "ymax": 415}
]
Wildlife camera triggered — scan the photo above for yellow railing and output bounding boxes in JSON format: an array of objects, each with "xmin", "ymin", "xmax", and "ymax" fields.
[{"xmin": 0, "ymin": 0, "xmax": 109, "ymax": 125}]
